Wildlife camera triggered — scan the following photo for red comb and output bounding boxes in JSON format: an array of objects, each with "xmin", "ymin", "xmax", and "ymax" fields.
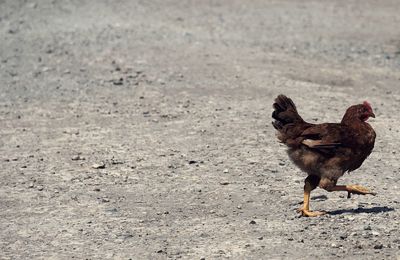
[{"xmin": 363, "ymin": 101, "xmax": 372, "ymax": 111}]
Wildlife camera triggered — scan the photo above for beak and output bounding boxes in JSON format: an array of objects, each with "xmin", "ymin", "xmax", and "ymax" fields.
[{"xmin": 370, "ymin": 112, "xmax": 376, "ymax": 118}]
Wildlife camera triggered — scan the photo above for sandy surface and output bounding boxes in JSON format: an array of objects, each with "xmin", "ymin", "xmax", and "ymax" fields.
[{"xmin": 1, "ymin": 0, "xmax": 400, "ymax": 259}]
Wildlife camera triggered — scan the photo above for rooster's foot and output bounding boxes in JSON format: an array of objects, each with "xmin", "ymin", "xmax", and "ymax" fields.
[
  {"xmin": 346, "ymin": 185, "xmax": 376, "ymax": 198},
  {"xmin": 297, "ymin": 208, "xmax": 326, "ymax": 217}
]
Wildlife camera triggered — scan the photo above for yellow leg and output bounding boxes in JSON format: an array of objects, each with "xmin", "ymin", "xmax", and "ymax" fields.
[
  {"xmin": 298, "ymin": 182, "xmax": 326, "ymax": 217},
  {"xmin": 330, "ymin": 185, "xmax": 376, "ymax": 198}
]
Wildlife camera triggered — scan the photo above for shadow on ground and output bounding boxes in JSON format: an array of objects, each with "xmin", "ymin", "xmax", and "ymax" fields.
[{"xmin": 328, "ymin": 206, "xmax": 394, "ymax": 215}]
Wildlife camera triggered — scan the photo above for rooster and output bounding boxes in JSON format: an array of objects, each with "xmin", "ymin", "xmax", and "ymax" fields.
[{"xmin": 272, "ymin": 95, "xmax": 376, "ymax": 217}]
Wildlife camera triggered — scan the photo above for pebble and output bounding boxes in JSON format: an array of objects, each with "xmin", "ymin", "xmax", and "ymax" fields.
[
  {"xmin": 111, "ymin": 159, "xmax": 123, "ymax": 165},
  {"xmin": 37, "ymin": 185, "xmax": 44, "ymax": 191},
  {"xmin": 249, "ymin": 220, "xmax": 256, "ymax": 225},
  {"xmin": 364, "ymin": 225, "xmax": 372, "ymax": 230},
  {"xmin": 113, "ymin": 78, "xmax": 124, "ymax": 85},
  {"xmin": 101, "ymin": 197, "xmax": 110, "ymax": 203},
  {"xmin": 71, "ymin": 155, "xmax": 85, "ymax": 161},
  {"xmin": 219, "ymin": 181, "xmax": 230, "ymax": 185},
  {"xmin": 371, "ymin": 231, "xmax": 380, "ymax": 236},
  {"xmin": 331, "ymin": 243, "xmax": 340, "ymax": 248},
  {"xmin": 223, "ymin": 169, "xmax": 229, "ymax": 173},
  {"xmin": 92, "ymin": 162, "xmax": 106, "ymax": 169},
  {"xmin": 373, "ymin": 243, "xmax": 383, "ymax": 249},
  {"xmin": 106, "ymin": 208, "xmax": 118, "ymax": 213}
]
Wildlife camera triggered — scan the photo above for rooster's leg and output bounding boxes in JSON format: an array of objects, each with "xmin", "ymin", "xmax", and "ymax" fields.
[
  {"xmin": 329, "ymin": 185, "xmax": 376, "ymax": 198},
  {"xmin": 298, "ymin": 175, "xmax": 325, "ymax": 217}
]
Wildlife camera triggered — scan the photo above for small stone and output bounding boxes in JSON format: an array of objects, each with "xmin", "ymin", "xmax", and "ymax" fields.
[
  {"xmin": 28, "ymin": 182, "xmax": 34, "ymax": 188},
  {"xmin": 188, "ymin": 160, "xmax": 198, "ymax": 164},
  {"xmin": 258, "ymin": 237, "xmax": 263, "ymax": 240},
  {"xmin": 111, "ymin": 159, "xmax": 124, "ymax": 165},
  {"xmin": 71, "ymin": 155, "xmax": 85, "ymax": 161},
  {"xmin": 223, "ymin": 169, "xmax": 229, "ymax": 173},
  {"xmin": 113, "ymin": 78, "xmax": 123, "ymax": 85},
  {"xmin": 93, "ymin": 188, "xmax": 100, "ymax": 192},
  {"xmin": 157, "ymin": 79, "xmax": 165, "ymax": 85},
  {"xmin": 371, "ymin": 231, "xmax": 380, "ymax": 236},
  {"xmin": 373, "ymin": 243, "xmax": 383, "ymax": 249},
  {"xmin": 92, "ymin": 162, "xmax": 106, "ymax": 169},
  {"xmin": 37, "ymin": 185, "xmax": 44, "ymax": 191},
  {"xmin": 364, "ymin": 225, "xmax": 372, "ymax": 230},
  {"xmin": 249, "ymin": 220, "xmax": 256, "ymax": 225},
  {"xmin": 219, "ymin": 181, "xmax": 230, "ymax": 185},
  {"xmin": 101, "ymin": 197, "xmax": 110, "ymax": 203},
  {"xmin": 106, "ymin": 208, "xmax": 118, "ymax": 213}
]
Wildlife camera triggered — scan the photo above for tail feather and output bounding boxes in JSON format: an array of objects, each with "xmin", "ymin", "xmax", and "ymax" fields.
[{"xmin": 272, "ymin": 95, "xmax": 303, "ymax": 130}]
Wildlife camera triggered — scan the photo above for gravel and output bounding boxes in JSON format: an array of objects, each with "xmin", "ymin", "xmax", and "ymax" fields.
[{"xmin": 1, "ymin": 0, "xmax": 400, "ymax": 259}]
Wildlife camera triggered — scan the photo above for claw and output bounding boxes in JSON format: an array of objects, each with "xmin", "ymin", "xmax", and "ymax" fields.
[{"xmin": 297, "ymin": 208, "xmax": 326, "ymax": 217}]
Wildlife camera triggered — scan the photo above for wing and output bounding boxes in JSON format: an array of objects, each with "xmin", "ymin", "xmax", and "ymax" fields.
[{"xmin": 300, "ymin": 123, "xmax": 344, "ymax": 150}]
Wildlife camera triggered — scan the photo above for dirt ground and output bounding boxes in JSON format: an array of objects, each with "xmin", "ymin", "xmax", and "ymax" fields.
[{"xmin": 1, "ymin": 0, "xmax": 400, "ymax": 259}]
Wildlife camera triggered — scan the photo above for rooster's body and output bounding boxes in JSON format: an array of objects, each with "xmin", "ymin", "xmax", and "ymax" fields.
[{"xmin": 272, "ymin": 95, "xmax": 376, "ymax": 217}]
